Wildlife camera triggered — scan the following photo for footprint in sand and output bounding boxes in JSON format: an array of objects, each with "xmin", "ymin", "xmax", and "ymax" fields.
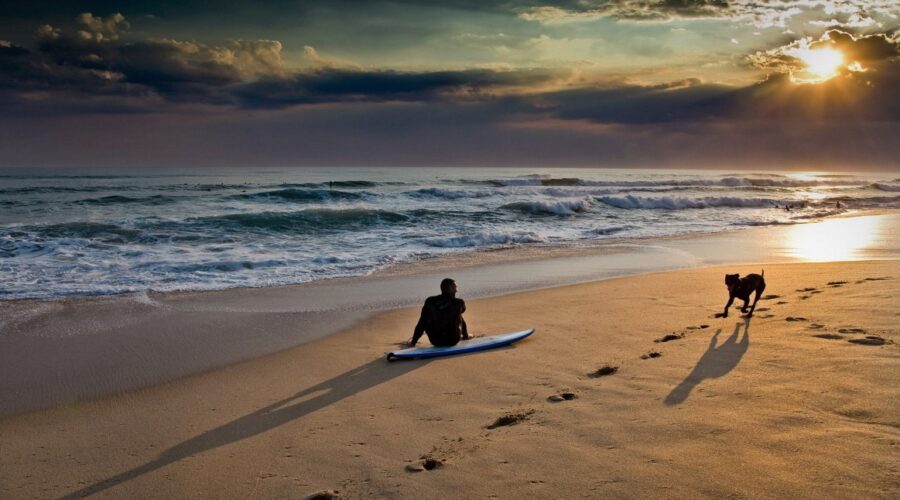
[
  {"xmin": 685, "ymin": 324, "xmax": 710, "ymax": 330},
  {"xmin": 306, "ymin": 490, "xmax": 340, "ymax": 500},
  {"xmin": 756, "ymin": 307, "xmax": 770, "ymax": 312},
  {"xmin": 655, "ymin": 333, "xmax": 683, "ymax": 343},
  {"xmin": 863, "ymin": 277, "xmax": 891, "ymax": 281},
  {"xmin": 827, "ymin": 281, "xmax": 848, "ymax": 287},
  {"xmin": 808, "ymin": 323, "xmax": 825, "ymax": 329},
  {"xmin": 848, "ymin": 336, "xmax": 887, "ymax": 346},
  {"xmin": 762, "ymin": 294, "xmax": 780, "ymax": 300},
  {"xmin": 589, "ymin": 365, "xmax": 619, "ymax": 378},
  {"xmin": 796, "ymin": 287, "xmax": 818, "ymax": 292},
  {"xmin": 641, "ymin": 351, "xmax": 662, "ymax": 360},
  {"xmin": 813, "ymin": 333, "xmax": 844, "ymax": 340},
  {"xmin": 486, "ymin": 410, "xmax": 534, "ymax": 429},
  {"xmin": 405, "ymin": 457, "xmax": 445, "ymax": 472},
  {"xmin": 547, "ymin": 392, "xmax": 577, "ymax": 402},
  {"xmin": 776, "ymin": 301, "xmax": 788, "ymax": 305},
  {"xmin": 422, "ymin": 458, "xmax": 444, "ymax": 470},
  {"xmin": 785, "ymin": 316, "xmax": 808, "ymax": 322},
  {"xmin": 838, "ymin": 327, "xmax": 866, "ymax": 334},
  {"xmin": 799, "ymin": 295, "xmax": 811, "ymax": 300},
  {"xmin": 757, "ymin": 314, "xmax": 775, "ymax": 318}
]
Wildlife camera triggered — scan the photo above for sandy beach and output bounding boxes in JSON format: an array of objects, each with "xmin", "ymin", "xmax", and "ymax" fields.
[{"xmin": 1, "ymin": 259, "xmax": 898, "ymax": 499}]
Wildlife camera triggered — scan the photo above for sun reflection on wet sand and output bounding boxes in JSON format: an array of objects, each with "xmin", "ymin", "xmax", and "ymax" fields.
[{"xmin": 786, "ymin": 216, "xmax": 881, "ymax": 262}]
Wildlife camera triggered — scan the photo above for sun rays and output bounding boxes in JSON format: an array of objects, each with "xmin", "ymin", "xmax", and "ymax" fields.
[{"xmin": 794, "ymin": 48, "xmax": 845, "ymax": 84}]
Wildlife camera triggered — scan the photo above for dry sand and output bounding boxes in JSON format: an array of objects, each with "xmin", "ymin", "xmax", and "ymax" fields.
[{"xmin": 1, "ymin": 261, "xmax": 898, "ymax": 499}]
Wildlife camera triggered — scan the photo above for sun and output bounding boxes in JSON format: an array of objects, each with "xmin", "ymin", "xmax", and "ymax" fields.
[{"xmin": 795, "ymin": 48, "xmax": 844, "ymax": 83}]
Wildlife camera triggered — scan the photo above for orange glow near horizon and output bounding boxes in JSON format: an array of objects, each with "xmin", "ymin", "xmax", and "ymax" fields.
[{"xmin": 787, "ymin": 217, "xmax": 880, "ymax": 262}]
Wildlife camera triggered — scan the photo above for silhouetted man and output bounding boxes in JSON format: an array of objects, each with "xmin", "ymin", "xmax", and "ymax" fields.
[{"xmin": 409, "ymin": 278, "xmax": 469, "ymax": 347}]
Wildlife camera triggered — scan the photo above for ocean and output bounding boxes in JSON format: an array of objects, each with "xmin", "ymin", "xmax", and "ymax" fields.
[{"xmin": 2, "ymin": 167, "xmax": 898, "ymax": 300}]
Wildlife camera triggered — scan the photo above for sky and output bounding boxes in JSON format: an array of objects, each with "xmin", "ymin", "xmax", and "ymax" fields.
[{"xmin": 1, "ymin": 1, "xmax": 898, "ymax": 169}]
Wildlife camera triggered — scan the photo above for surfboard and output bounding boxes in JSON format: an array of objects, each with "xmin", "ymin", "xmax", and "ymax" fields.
[{"xmin": 386, "ymin": 328, "xmax": 535, "ymax": 361}]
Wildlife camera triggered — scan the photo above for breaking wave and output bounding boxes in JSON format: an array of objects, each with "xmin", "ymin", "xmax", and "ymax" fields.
[
  {"xmin": 501, "ymin": 199, "xmax": 593, "ymax": 215},
  {"xmin": 871, "ymin": 183, "xmax": 900, "ymax": 192},
  {"xmin": 597, "ymin": 195, "xmax": 780, "ymax": 210},
  {"xmin": 422, "ymin": 231, "xmax": 545, "ymax": 248}
]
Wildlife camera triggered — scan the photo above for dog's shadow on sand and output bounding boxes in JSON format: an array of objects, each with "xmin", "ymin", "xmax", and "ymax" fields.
[
  {"xmin": 664, "ymin": 318, "xmax": 751, "ymax": 406},
  {"xmin": 60, "ymin": 356, "xmax": 428, "ymax": 499}
]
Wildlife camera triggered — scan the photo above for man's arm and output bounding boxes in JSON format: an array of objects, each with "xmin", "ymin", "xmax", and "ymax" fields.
[
  {"xmin": 459, "ymin": 299, "xmax": 469, "ymax": 340},
  {"xmin": 410, "ymin": 301, "xmax": 429, "ymax": 346}
]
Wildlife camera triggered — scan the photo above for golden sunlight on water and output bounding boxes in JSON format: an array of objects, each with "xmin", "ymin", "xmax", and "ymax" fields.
[{"xmin": 786, "ymin": 216, "xmax": 880, "ymax": 262}]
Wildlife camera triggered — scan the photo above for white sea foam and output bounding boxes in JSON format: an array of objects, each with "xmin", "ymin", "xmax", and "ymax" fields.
[
  {"xmin": 422, "ymin": 231, "xmax": 545, "ymax": 248},
  {"xmin": 597, "ymin": 195, "xmax": 780, "ymax": 210}
]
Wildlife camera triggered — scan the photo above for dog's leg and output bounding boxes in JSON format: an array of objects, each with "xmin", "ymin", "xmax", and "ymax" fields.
[
  {"xmin": 748, "ymin": 286, "xmax": 764, "ymax": 316},
  {"xmin": 740, "ymin": 298, "xmax": 749, "ymax": 313},
  {"xmin": 722, "ymin": 295, "xmax": 734, "ymax": 318}
]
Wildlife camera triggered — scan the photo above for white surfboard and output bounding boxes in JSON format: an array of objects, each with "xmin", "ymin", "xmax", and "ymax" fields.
[{"xmin": 386, "ymin": 328, "xmax": 535, "ymax": 361}]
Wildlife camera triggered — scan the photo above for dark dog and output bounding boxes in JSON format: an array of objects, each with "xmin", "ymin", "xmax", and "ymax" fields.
[{"xmin": 718, "ymin": 270, "xmax": 766, "ymax": 318}]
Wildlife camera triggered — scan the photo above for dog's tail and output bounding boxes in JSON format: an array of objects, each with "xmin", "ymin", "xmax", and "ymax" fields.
[{"xmin": 761, "ymin": 269, "xmax": 765, "ymax": 278}]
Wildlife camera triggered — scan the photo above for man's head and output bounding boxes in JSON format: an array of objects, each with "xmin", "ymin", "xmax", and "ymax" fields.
[{"xmin": 440, "ymin": 278, "xmax": 457, "ymax": 297}]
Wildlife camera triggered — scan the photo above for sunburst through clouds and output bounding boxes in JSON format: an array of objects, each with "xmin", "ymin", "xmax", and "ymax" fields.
[{"xmin": 795, "ymin": 48, "xmax": 845, "ymax": 84}]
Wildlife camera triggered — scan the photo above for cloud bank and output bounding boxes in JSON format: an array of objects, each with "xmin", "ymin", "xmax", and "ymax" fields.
[{"xmin": 1, "ymin": 8, "xmax": 899, "ymax": 168}]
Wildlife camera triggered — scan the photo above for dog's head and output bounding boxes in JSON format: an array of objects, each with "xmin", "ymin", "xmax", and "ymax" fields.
[{"xmin": 724, "ymin": 273, "xmax": 740, "ymax": 290}]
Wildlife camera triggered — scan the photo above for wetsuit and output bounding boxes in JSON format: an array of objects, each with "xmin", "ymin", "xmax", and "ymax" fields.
[{"xmin": 411, "ymin": 294, "xmax": 468, "ymax": 347}]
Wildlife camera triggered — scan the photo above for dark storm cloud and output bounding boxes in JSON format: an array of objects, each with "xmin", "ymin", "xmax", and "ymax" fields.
[
  {"xmin": 0, "ymin": 13, "xmax": 567, "ymax": 108},
  {"xmin": 233, "ymin": 67, "xmax": 564, "ymax": 107},
  {"xmin": 519, "ymin": 1, "xmax": 737, "ymax": 22}
]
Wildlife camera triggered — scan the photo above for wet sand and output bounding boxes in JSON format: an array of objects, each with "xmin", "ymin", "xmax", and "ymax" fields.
[{"xmin": 1, "ymin": 260, "xmax": 898, "ymax": 499}]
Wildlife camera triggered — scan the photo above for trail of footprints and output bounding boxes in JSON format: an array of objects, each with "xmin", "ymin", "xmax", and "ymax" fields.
[
  {"xmin": 376, "ymin": 275, "xmax": 898, "ymax": 489},
  {"xmin": 779, "ymin": 276, "xmax": 893, "ymax": 346}
]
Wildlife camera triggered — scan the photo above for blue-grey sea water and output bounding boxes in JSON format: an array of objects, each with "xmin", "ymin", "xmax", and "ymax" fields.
[{"xmin": 2, "ymin": 167, "xmax": 898, "ymax": 300}]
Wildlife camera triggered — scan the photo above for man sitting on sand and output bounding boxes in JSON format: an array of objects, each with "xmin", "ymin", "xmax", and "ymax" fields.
[{"xmin": 409, "ymin": 278, "xmax": 469, "ymax": 347}]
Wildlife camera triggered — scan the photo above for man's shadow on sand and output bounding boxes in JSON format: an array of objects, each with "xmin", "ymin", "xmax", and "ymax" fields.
[
  {"xmin": 60, "ymin": 356, "xmax": 427, "ymax": 499},
  {"xmin": 664, "ymin": 317, "xmax": 751, "ymax": 406}
]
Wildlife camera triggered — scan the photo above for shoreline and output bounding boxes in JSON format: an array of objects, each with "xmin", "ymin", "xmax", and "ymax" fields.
[
  {"xmin": 2, "ymin": 212, "xmax": 900, "ymax": 416},
  {"xmin": 1, "ymin": 260, "xmax": 897, "ymax": 498},
  {"xmin": 0, "ymin": 208, "xmax": 893, "ymax": 304}
]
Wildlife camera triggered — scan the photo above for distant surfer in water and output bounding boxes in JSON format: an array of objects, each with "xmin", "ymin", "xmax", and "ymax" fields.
[{"xmin": 409, "ymin": 278, "xmax": 469, "ymax": 347}]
